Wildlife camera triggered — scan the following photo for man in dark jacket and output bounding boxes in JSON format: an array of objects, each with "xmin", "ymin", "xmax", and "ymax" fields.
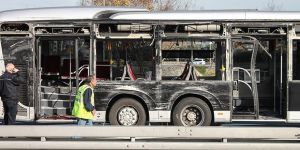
[{"xmin": 0, "ymin": 63, "xmax": 25, "ymax": 125}]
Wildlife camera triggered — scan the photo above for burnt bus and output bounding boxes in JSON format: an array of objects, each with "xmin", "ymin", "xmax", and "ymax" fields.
[{"xmin": 1, "ymin": 7, "xmax": 300, "ymax": 126}]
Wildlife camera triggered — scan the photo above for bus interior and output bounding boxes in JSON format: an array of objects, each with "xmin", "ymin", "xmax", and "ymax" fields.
[
  {"xmin": 38, "ymin": 37, "xmax": 91, "ymax": 119},
  {"xmin": 161, "ymin": 39, "xmax": 225, "ymax": 81},
  {"xmin": 230, "ymin": 25, "xmax": 288, "ymax": 120},
  {"xmin": 0, "ymin": 22, "xmax": 289, "ymax": 123},
  {"xmin": 95, "ymin": 39, "xmax": 155, "ymax": 81},
  {"xmin": 35, "ymin": 22, "xmax": 290, "ymax": 121}
]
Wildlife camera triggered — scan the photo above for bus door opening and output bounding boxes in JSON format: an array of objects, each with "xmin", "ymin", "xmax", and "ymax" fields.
[
  {"xmin": 232, "ymin": 37, "xmax": 282, "ymax": 119},
  {"xmin": 36, "ymin": 38, "xmax": 91, "ymax": 119}
]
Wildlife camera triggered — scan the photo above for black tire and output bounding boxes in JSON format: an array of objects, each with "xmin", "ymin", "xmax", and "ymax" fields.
[
  {"xmin": 109, "ymin": 98, "xmax": 146, "ymax": 126},
  {"xmin": 172, "ymin": 97, "xmax": 212, "ymax": 126}
]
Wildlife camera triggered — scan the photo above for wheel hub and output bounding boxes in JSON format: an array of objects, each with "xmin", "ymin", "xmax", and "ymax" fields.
[
  {"xmin": 187, "ymin": 112, "xmax": 197, "ymax": 121},
  {"xmin": 181, "ymin": 105, "xmax": 204, "ymax": 126},
  {"xmin": 118, "ymin": 107, "xmax": 138, "ymax": 126}
]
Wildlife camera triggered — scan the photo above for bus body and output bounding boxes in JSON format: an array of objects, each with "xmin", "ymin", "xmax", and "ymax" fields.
[{"xmin": 0, "ymin": 7, "xmax": 300, "ymax": 125}]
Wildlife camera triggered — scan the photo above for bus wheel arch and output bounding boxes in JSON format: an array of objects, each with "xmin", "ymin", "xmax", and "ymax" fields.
[
  {"xmin": 107, "ymin": 94, "xmax": 149, "ymax": 125},
  {"xmin": 171, "ymin": 95, "xmax": 214, "ymax": 126}
]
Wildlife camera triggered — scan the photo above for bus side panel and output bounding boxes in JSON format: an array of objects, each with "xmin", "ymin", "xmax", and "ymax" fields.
[
  {"xmin": 287, "ymin": 81, "xmax": 300, "ymax": 122},
  {"xmin": 94, "ymin": 81, "xmax": 157, "ymax": 107},
  {"xmin": 162, "ymin": 81, "xmax": 232, "ymax": 122},
  {"xmin": 161, "ymin": 81, "xmax": 232, "ymax": 111}
]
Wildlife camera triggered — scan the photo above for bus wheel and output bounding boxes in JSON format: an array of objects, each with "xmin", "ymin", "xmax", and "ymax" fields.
[
  {"xmin": 172, "ymin": 97, "xmax": 212, "ymax": 126},
  {"xmin": 109, "ymin": 98, "xmax": 146, "ymax": 126}
]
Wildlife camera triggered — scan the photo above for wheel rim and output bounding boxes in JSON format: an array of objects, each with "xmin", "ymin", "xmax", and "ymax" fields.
[
  {"xmin": 117, "ymin": 106, "xmax": 138, "ymax": 126},
  {"xmin": 180, "ymin": 105, "xmax": 205, "ymax": 126}
]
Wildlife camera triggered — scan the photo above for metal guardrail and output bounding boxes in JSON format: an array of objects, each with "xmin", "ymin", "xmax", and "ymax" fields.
[{"xmin": 0, "ymin": 126, "xmax": 299, "ymax": 149}]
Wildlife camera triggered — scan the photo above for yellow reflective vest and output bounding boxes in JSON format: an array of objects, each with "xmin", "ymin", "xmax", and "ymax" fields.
[{"xmin": 72, "ymin": 84, "xmax": 95, "ymax": 120}]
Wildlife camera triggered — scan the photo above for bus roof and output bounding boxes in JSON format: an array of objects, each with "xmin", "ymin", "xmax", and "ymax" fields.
[
  {"xmin": 110, "ymin": 10, "xmax": 300, "ymax": 21},
  {"xmin": 0, "ymin": 6, "xmax": 147, "ymax": 22}
]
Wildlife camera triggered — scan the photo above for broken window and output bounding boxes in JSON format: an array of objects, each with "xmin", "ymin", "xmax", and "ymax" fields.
[
  {"xmin": 96, "ymin": 39, "xmax": 155, "ymax": 81},
  {"xmin": 161, "ymin": 39, "xmax": 225, "ymax": 81}
]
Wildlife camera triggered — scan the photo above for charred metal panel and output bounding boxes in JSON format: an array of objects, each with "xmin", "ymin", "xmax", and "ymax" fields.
[
  {"xmin": 94, "ymin": 81, "xmax": 157, "ymax": 111},
  {"xmin": 288, "ymin": 81, "xmax": 300, "ymax": 111},
  {"xmin": 162, "ymin": 50, "xmax": 214, "ymax": 59},
  {"xmin": 0, "ymin": 38, "xmax": 34, "ymax": 106},
  {"xmin": 94, "ymin": 80, "xmax": 232, "ymax": 113},
  {"xmin": 0, "ymin": 37, "xmax": 34, "ymax": 120},
  {"xmin": 161, "ymin": 81, "xmax": 231, "ymax": 111}
]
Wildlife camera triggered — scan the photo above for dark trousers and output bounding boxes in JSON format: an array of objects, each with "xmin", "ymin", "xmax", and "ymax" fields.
[{"xmin": 2, "ymin": 100, "xmax": 18, "ymax": 125}]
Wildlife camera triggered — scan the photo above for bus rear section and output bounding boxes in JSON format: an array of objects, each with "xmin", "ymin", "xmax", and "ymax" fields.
[{"xmin": 0, "ymin": 23, "xmax": 35, "ymax": 122}]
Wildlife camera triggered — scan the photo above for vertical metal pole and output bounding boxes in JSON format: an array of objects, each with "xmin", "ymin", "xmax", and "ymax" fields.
[
  {"xmin": 0, "ymin": 39, "xmax": 5, "ymax": 74},
  {"xmin": 29, "ymin": 37, "xmax": 35, "ymax": 120},
  {"xmin": 286, "ymin": 26, "xmax": 294, "ymax": 117},
  {"xmin": 225, "ymin": 25, "xmax": 231, "ymax": 81},
  {"xmin": 251, "ymin": 41, "xmax": 259, "ymax": 119},
  {"xmin": 273, "ymin": 45, "xmax": 277, "ymax": 112},
  {"xmin": 67, "ymin": 41, "xmax": 72, "ymax": 93},
  {"xmin": 224, "ymin": 24, "xmax": 232, "ymax": 120},
  {"xmin": 154, "ymin": 26, "xmax": 163, "ymax": 104},
  {"xmin": 75, "ymin": 39, "xmax": 79, "ymax": 90},
  {"xmin": 89, "ymin": 24, "xmax": 93, "ymax": 76},
  {"xmin": 191, "ymin": 40, "xmax": 194, "ymax": 61},
  {"xmin": 89, "ymin": 38, "xmax": 93, "ymax": 76},
  {"xmin": 109, "ymin": 42, "xmax": 113, "ymax": 80},
  {"xmin": 280, "ymin": 45, "xmax": 283, "ymax": 115},
  {"xmin": 90, "ymin": 23, "xmax": 96, "ymax": 76},
  {"xmin": 37, "ymin": 39, "xmax": 42, "ymax": 116},
  {"xmin": 93, "ymin": 38, "xmax": 96, "ymax": 76},
  {"xmin": 155, "ymin": 27, "xmax": 162, "ymax": 81}
]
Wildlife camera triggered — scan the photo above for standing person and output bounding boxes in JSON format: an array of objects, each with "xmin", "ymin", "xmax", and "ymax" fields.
[
  {"xmin": 72, "ymin": 74, "xmax": 96, "ymax": 126},
  {"xmin": 0, "ymin": 63, "xmax": 25, "ymax": 125}
]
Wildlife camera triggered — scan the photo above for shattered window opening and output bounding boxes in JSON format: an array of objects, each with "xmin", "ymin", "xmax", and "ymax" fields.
[
  {"xmin": 161, "ymin": 39, "xmax": 225, "ymax": 80},
  {"xmin": 96, "ymin": 39, "xmax": 155, "ymax": 81}
]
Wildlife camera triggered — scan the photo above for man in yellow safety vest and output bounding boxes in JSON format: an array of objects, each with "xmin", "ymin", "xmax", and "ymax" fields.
[{"xmin": 72, "ymin": 74, "xmax": 96, "ymax": 126}]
